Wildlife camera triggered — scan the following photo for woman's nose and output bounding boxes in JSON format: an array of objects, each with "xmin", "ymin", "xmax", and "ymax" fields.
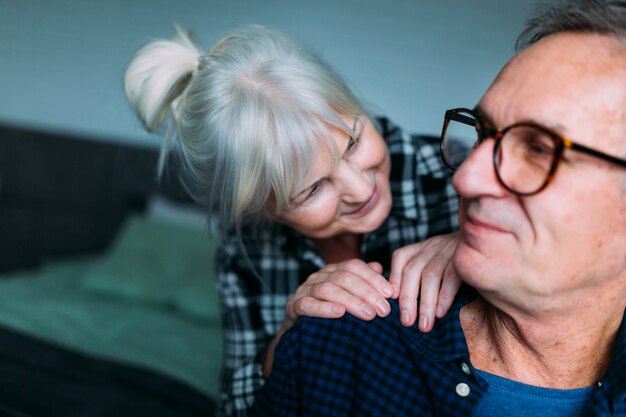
[{"xmin": 336, "ymin": 161, "xmax": 372, "ymax": 203}]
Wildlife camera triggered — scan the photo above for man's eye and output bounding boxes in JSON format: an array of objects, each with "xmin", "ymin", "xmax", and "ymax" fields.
[
  {"xmin": 516, "ymin": 130, "xmax": 554, "ymax": 159},
  {"xmin": 526, "ymin": 140, "xmax": 552, "ymax": 156}
]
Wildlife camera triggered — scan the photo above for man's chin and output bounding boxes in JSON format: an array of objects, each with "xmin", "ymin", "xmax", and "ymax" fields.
[{"xmin": 453, "ymin": 248, "xmax": 499, "ymax": 289}]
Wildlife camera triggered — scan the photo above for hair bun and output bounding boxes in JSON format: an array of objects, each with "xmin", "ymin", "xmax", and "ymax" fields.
[{"xmin": 124, "ymin": 23, "xmax": 204, "ymax": 132}]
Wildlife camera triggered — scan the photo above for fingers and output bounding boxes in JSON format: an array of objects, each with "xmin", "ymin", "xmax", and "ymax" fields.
[
  {"xmin": 311, "ymin": 269, "xmax": 389, "ymax": 320},
  {"xmin": 343, "ymin": 259, "xmax": 392, "ymax": 298},
  {"xmin": 393, "ymin": 242, "xmax": 438, "ymax": 327},
  {"xmin": 392, "ymin": 232, "xmax": 461, "ymax": 330},
  {"xmin": 396, "ymin": 253, "xmax": 427, "ymax": 327},
  {"xmin": 418, "ymin": 265, "xmax": 444, "ymax": 332},
  {"xmin": 329, "ymin": 259, "xmax": 392, "ymax": 301},
  {"xmin": 367, "ymin": 261, "xmax": 383, "ymax": 274},
  {"xmin": 416, "ymin": 254, "xmax": 450, "ymax": 332},
  {"xmin": 435, "ymin": 262, "xmax": 461, "ymax": 318},
  {"xmin": 290, "ymin": 260, "xmax": 392, "ymax": 322},
  {"xmin": 389, "ymin": 243, "xmax": 422, "ymax": 299},
  {"xmin": 286, "ymin": 296, "xmax": 346, "ymax": 322}
]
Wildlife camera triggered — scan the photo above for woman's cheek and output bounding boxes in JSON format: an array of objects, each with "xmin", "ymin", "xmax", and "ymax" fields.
[{"xmin": 292, "ymin": 196, "xmax": 340, "ymax": 237}]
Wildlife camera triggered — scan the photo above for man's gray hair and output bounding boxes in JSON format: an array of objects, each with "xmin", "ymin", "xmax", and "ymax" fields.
[
  {"xmin": 516, "ymin": 0, "xmax": 626, "ymax": 50},
  {"xmin": 125, "ymin": 25, "xmax": 364, "ymax": 234}
]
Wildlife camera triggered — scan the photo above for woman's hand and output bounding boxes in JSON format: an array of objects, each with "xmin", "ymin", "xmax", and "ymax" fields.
[
  {"xmin": 263, "ymin": 259, "xmax": 393, "ymax": 376},
  {"xmin": 389, "ymin": 232, "xmax": 461, "ymax": 332},
  {"xmin": 285, "ymin": 259, "xmax": 394, "ymax": 326}
]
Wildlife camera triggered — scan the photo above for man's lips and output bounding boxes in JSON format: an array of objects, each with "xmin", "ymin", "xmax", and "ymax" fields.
[
  {"xmin": 463, "ymin": 212, "xmax": 510, "ymax": 234},
  {"xmin": 346, "ymin": 182, "xmax": 380, "ymax": 218}
]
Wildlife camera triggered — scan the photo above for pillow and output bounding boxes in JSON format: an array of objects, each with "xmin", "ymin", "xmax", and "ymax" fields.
[{"xmin": 80, "ymin": 212, "xmax": 221, "ymax": 322}]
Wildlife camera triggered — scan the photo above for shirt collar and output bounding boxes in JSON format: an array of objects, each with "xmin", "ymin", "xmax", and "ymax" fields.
[
  {"xmin": 602, "ymin": 308, "xmax": 626, "ymax": 400},
  {"xmin": 393, "ymin": 285, "xmax": 476, "ymax": 363},
  {"xmin": 394, "ymin": 289, "xmax": 626, "ymax": 398}
]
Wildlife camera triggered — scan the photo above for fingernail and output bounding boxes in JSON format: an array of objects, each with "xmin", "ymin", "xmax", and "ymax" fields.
[
  {"xmin": 401, "ymin": 309, "xmax": 411, "ymax": 326},
  {"xmin": 419, "ymin": 315, "xmax": 429, "ymax": 330},
  {"xmin": 392, "ymin": 283, "xmax": 399, "ymax": 297},
  {"xmin": 436, "ymin": 304, "xmax": 444, "ymax": 317},
  {"xmin": 376, "ymin": 300, "xmax": 390, "ymax": 316},
  {"xmin": 381, "ymin": 285, "xmax": 393, "ymax": 298},
  {"xmin": 361, "ymin": 304, "xmax": 376, "ymax": 319}
]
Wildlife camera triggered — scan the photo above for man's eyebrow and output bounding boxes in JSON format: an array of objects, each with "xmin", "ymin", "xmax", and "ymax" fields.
[
  {"xmin": 472, "ymin": 105, "xmax": 495, "ymax": 126},
  {"xmin": 474, "ymin": 104, "xmax": 568, "ymax": 133}
]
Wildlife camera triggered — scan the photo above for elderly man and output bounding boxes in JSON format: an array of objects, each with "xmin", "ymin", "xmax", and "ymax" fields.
[{"xmin": 249, "ymin": 1, "xmax": 626, "ymax": 416}]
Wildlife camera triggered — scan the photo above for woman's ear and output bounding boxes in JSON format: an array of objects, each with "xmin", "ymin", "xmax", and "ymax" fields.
[{"xmin": 264, "ymin": 194, "xmax": 281, "ymax": 222}]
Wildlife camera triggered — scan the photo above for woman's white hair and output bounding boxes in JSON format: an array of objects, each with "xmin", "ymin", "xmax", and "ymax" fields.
[{"xmin": 125, "ymin": 24, "xmax": 364, "ymax": 233}]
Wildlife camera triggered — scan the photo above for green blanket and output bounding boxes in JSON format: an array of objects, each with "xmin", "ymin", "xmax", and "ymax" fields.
[{"xmin": 0, "ymin": 215, "xmax": 222, "ymax": 399}]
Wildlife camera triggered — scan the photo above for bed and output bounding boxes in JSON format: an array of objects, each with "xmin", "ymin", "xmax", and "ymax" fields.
[{"xmin": 0, "ymin": 123, "xmax": 221, "ymax": 416}]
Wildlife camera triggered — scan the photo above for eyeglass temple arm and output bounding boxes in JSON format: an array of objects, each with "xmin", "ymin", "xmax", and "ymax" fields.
[
  {"xmin": 449, "ymin": 112, "xmax": 476, "ymax": 127},
  {"xmin": 569, "ymin": 141, "xmax": 626, "ymax": 169},
  {"xmin": 448, "ymin": 111, "xmax": 501, "ymax": 140},
  {"xmin": 448, "ymin": 111, "xmax": 499, "ymax": 137}
]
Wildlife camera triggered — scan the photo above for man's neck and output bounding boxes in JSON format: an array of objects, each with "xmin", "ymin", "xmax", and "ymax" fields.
[{"xmin": 461, "ymin": 295, "xmax": 624, "ymax": 389}]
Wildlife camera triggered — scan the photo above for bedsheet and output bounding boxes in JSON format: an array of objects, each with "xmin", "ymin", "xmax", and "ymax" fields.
[
  {"xmin": 0, "ymin": 256, "xmax": 222, "ymax": 400},
  {"xmin": 0, "ymin": 324, "xmax": 214, "ymax": 416}
]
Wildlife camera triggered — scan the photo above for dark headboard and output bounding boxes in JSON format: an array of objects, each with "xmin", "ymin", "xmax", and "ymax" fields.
[{"xmin": 0, "ymin": 123, "xmax": 193, "ymax": 273}]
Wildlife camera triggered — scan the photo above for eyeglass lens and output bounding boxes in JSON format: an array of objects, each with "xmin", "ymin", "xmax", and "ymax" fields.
[
  {"xmin": 442, "ymin": 111, "xmax": 479, "ymax": 168},
  {"xmin": 495, "ymin": 126, "xmax": 556, "ymax": 194},
  {"xmin": 442, "ymin": 110, "xmax": 557, "ymax": 194}
]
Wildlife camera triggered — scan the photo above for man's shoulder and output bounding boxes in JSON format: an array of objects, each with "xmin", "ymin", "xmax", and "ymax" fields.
[
  {"xmin": 281, "ymin": 300, "xmax": 410, "ymax": 364},
  {"xmin": 261, "ymin": 295, "xmax": 476, "ymax": 416},
  {"xmin": 297, "ymin": 300, "xmax": 404, "ymax": 340},
  {"xmin": 288, "ymin": 290, "xmax": 475, "ymax": 362},
  {"xmin": 284, "ymin": 298, "xmax": 438, "ymax": 361}
]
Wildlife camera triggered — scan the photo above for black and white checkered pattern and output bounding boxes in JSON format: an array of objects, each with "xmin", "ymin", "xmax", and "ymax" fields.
[{"xmin": 216, "ymin": 118, "xmax": 460, "ymax": 416}]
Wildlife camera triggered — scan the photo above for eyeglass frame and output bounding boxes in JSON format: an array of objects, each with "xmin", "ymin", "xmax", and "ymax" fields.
[{"xmin": 440, "ymin": 107, "xmax": 626, "ymax": 196}]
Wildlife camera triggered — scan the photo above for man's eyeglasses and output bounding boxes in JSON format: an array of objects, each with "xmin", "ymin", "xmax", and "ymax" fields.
[{"xmin": 440, "ymin": 108, "xmax": 626, "ymax": 196}]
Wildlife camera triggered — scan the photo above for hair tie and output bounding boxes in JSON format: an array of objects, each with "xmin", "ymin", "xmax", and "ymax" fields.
[{"xmin": 198, "ymin": 55, "xmax": 210, "ymax": 70}]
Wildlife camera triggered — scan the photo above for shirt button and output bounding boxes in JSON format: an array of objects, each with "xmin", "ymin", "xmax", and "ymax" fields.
[
  {"xmin": 456, "ymin": 383, "xmax": 471, "ymax": 397},
  {"xmin": 461, "ymin": 362, "xmax": 471, "ymax": 375}
]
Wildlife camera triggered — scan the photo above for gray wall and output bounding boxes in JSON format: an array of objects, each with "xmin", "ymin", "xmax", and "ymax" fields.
[{"xmin": 0, "ymin": 0, "xmax": 538, "ymax": 146}]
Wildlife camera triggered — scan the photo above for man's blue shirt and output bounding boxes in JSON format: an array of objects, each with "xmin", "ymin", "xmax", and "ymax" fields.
[{"xmin": 250, "ymin": 289, "xmax": 626, "ymax": 416}]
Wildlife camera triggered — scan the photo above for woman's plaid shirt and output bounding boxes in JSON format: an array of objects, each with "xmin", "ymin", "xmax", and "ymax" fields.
[{"xmin": 216, "ymin": 118, "xmax": 460, "ymax": 416}]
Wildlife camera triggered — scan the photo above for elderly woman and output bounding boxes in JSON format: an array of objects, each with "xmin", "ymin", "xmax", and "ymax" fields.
[{"xmin": 124, "ymin": 25, "xmax": 460, "ymax": 416}]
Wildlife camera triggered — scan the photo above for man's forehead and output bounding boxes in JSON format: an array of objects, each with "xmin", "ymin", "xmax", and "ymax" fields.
[
  {"xmin": 479, "ymin": 33, "xmax": 626, "ymax": 133},
  {"xmin": 495, "ymin": 33, "xmax": 622, "ymax": 86}
]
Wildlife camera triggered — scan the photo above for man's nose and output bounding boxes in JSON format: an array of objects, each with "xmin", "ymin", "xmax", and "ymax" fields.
[{"xmin": 452, "ymin": 139, "xmax": 507, "ymax": 198}]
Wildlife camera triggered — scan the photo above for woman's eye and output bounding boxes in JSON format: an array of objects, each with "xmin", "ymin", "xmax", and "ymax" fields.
[
  {"xmin": 347, "ymin": 136, "xmax": 360, "ymax": 152},
  {"xmin": 306, "ymin": 179, "xmax": 326, "ymax": 200},
  {"xmin": 308, "ymin": 183, "xmax": 321, "ymax": 197}
]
